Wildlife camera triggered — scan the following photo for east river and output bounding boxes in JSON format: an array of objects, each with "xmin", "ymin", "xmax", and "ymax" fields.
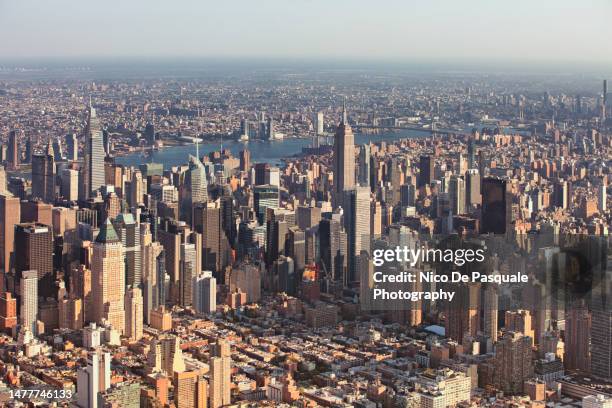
[{"xmin": 115, "ymin": 129, "xmax": 431, "ymax": 169}]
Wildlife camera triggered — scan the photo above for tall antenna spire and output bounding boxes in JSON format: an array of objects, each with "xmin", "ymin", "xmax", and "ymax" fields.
[
  {"xmin": 195, "ymin": 138, "xmax": 199, "ymax": 160},
  {"xmin": 88, "ymin": 95, "xmax": 96, "ymax": 118},
  {"xmin": 342, "ymin": 96, "xmax": 348, "ymax": 125}
]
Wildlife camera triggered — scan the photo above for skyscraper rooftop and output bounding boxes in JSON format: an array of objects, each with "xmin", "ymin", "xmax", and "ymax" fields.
[{"xmin": 96, "ymin": 218, "xmax": 120, "ymax": 244}]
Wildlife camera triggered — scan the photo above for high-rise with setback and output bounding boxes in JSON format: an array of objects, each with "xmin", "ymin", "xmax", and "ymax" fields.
[
  {"xmin": 91, "ymin": 219, "xmax": 125, "ymax": 334},
  {"xmin": 182, "ymin": 155, "xmax": 208, "ymax": 226},
  {"xmin": 82, "ymin": 101, "xmax": 106, "ymax": 199},
  {"xmin": 333, "ymin": 100, "xmax": 355, "ymax": 206},
  {"xmin": 113, "ymin": 213, "xmax": 142, "ymax": 288}
]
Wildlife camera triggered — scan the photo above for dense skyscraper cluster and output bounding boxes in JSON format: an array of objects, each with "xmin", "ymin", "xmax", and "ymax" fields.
[{"xmin": 0, "ymin": 71, "xmax": 610, "ymax": 407}]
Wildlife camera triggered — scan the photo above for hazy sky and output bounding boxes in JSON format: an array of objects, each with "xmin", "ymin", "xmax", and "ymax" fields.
[{"xmin": 1, "ymin": 0, "xmax": 611, "ymax": 64}]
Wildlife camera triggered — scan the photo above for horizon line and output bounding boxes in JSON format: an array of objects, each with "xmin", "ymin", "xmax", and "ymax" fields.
[{"xmin": 1, "ymin": 54, "xmax": 611, "ymax": 66}]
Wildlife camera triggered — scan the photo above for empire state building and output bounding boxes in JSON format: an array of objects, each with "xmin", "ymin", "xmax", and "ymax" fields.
[{"xmin": 333, "ymin": 99, "xmax": 355, "ymax": 206}]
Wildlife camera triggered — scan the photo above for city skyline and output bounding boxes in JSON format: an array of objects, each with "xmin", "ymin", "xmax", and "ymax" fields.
[
  {"xmin": 0, "ymin": 2, "xmax": 611, "ymax": 405},
  {"xmin": 0, "ymin": 66, "xmax": 610, "ymax": 406}
]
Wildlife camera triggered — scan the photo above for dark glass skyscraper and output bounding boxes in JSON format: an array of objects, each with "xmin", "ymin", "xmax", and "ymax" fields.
[
  {"xmin": 65, "ymin": 133, "xmax": 78, "ymax": 161},
  {"xmin": 319, "ymin": 217, "xmax": 347, "ymax": 282},
  {"xmin": 343, "ymin": 186, "xmax": 371, "ymax": 286},
  {"xmin": 31, "ymin": 142, "xmax": 55, "ymax": 203},
  {"xmin": 358, "ymin": 143, "xmax": 371, "ymax": 187},
  {"xmin": 7, "ymin": 130, "xmax": 19, "ymax": 171},
  {"xmin": 418, "ymin": 155, "xmax": 434, "ymax": 188},
  {"xmin": 145, "ymin": 123, "xmax": 156, "ymax": 145},
  {"xmin": 15, "ymin": 223, "xmax": 54, "ymax": 299},
  {"xmin": 253, "ymin": 184, "xmax": 279, "ymax": 225},
  {"xmin": 481, "ymin": 177, "xmax": 512, "ymax": 234}
]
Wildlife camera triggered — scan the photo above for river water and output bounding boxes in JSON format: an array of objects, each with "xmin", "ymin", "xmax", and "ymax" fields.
[{"xmin": 115, "ymin": 129, "xmax": 431, "ymax": 169}]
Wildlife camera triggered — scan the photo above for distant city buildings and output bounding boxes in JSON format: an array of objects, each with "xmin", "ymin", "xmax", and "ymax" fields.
[{"xmin": 0, "ymin": 70, "xmax": 610, "ymax": 407}]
